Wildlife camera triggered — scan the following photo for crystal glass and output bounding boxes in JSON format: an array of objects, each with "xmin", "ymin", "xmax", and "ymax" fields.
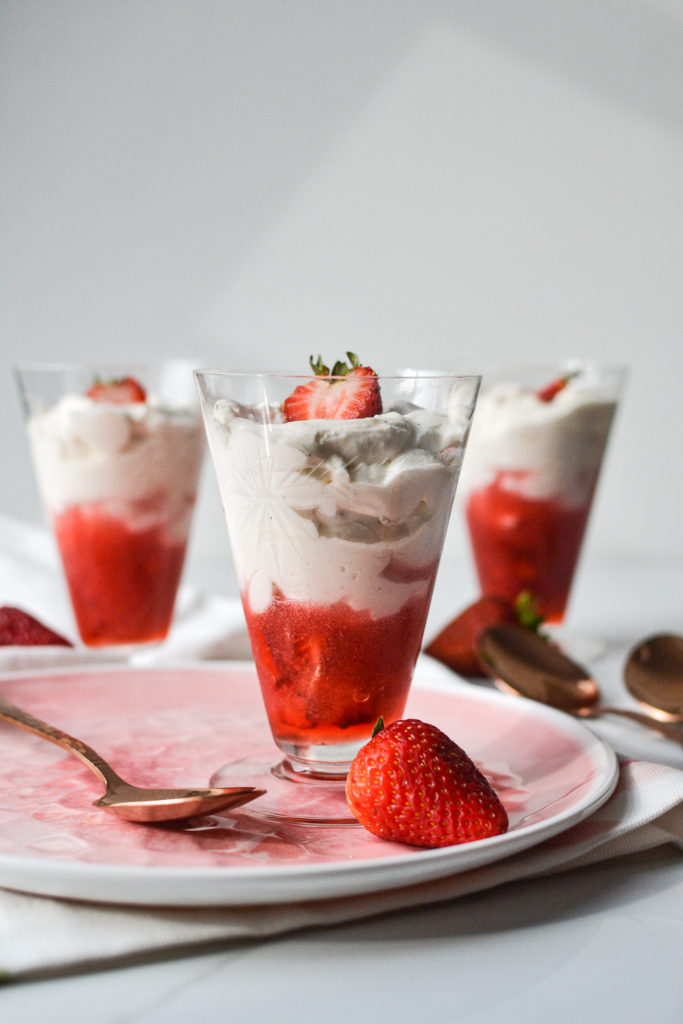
[
  {"xmin": 459, "ymin": 361, "xmax": 626, "ymax": 626},
  {"xmin": 15, "ymin": 361, "xmax": 205, "ymax": 648},
  {"xmin": 195, "ymin": 367, "xmax": 480, "ymax": 822}
]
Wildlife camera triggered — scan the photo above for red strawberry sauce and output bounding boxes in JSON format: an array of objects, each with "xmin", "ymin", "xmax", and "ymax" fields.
[
  {"xmin": 465, "ymin": 472, "xmax": 593, "ymax": 622},
  {"xmin": 53, "ymin": 504, "xmax": 189, "ymax": 645},
  {"xmin": 243, "ymin": 588, "xmax": 434, "ymax": 750}
]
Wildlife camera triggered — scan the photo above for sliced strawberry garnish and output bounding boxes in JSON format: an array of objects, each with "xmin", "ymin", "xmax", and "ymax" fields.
[
  {"xmin": 0, "ymin": 606, "xmax": 73, "ymax": 647},
  {"xmin": 86, "ymin": 376, "xmax": 147, "ymax": 404},
  {"xmin": 346, "ymin": 717, "xmax": 508, "ymax": 848},
  {"xmin": 283, "ymin": 353, "xmax": 382, "ymax": 421},
  {"xmin": 424, "ymin": 592, "xmax": 544, "ymax": 677},
  {"xmin": 536, "ymin": 372, "xmax": 577, "ymax": 403}
]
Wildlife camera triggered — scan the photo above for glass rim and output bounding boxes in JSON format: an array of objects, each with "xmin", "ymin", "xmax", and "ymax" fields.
[
  {"xmin": 14, "ymin": 359, "xmax": 204, "ymax": 374},
  {"xmin": 193, "ymin": 367, "xmax": 482, "ymax": 383},
  {"xmin": 453, "ymin": 358, "xmax": 629, "ymax": 377}
]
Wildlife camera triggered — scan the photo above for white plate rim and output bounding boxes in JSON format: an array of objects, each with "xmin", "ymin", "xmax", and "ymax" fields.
[{"xmin": 0, "ymin": 660, "xmax": 619, "ymax": 907}]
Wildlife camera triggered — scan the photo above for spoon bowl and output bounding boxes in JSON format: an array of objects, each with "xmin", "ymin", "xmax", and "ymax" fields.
[
  {"xmin": 624, "ymin": 633, "xmax": 683, "ymax": 721},
  {"xmin": 0, "ymin": 695, "xmax": 266, "ymax": 823},
  {"xmin": 477, "ymin": 625, "xmax": 683, "ymax": 745}
]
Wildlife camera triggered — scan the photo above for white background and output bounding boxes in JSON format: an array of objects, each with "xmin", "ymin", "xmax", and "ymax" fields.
[{"xmin": 1, "ymin": 0, "xmax": 682, "ymax": 591}]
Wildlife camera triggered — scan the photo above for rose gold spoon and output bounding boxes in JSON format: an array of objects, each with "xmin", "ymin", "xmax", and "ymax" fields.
[
  {"xmin": 476, "ymin": 624, "xmax": 683, "ymax": 745},
  {"xmin": 624, "ymin": 633, "xmax": 683, "ymax": 721},
  {"xmin": 0, "ymin": 695, "xmax": 266, "ymax": 823}
]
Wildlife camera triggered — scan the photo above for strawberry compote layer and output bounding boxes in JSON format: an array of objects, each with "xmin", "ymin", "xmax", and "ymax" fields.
[
  {"xmin": 243, "ymin": 580, "xmax": 436, "ymax": 754},
  {"xmin": 54, "ymin": 502, "xmax": 190, "ymax": 646},
  {"xmin": 465, "ymin": 474, "xmax": 592, "ymax": 622}
]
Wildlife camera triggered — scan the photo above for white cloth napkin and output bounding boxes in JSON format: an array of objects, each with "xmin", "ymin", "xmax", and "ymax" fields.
[{"xmin": 0, "ymin": 758, "xmax": 680, "ymax": 981}]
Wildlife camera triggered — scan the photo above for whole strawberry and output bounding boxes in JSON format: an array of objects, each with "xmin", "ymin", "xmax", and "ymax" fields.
[
  {"xmin": 424, "ymin": 595, "xmax": 516, "ymax": 676},
  {"xmin": 424, "ymin": 592, "xmax": 544, "ymax": 677},
  {"xmin": 283, "ymin": 352, "xmax": 382, "ymax": 421},
  {"xmin": 0, "ymin": 606, "xmax": 73, "ymax": 647},
  {"xmin": 346, "ymin": 718, "xmax": 508, "ymax": 848}
]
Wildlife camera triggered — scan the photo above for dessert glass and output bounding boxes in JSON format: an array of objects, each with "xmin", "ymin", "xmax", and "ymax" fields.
[
  {"xmin": 195, "ymin": 368, "xmax": 480, "ymax": 822},
  {"xmin": 15, "ymin": 362, "xmax": 205, "ymax": 648},
  {"xmin": 459, "ymin": 361, "xmax": 625, "ymax": 627}
]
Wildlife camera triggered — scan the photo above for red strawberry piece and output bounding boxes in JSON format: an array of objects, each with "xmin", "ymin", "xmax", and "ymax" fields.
[
  {"xmin": 536, "ymin": 371, "xmax": 578, "ymax": 403},
  {"xmin": 283, "ymin": 352, "xmax": 382, "ymax": 421},
  {"xmin": 346, "ymin": 718, "xmax": 508, "ymax": 848},
  {"xmin": 86, "ymin": 376, "xmax": 147, "ymax": 404},
  {"xmin": 424, "ymin": 595, "xmax": 517, "ymax": 677},
  {"xmin": 0, "ymin": 607, "xmax": 73, "ymax": 647}
]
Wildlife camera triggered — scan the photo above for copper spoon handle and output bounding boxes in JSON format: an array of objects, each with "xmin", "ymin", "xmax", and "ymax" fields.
[
  {"xmin": 578, "ymin": 705, "xmax": 683, "ymax": 744},
  {"xmin": 0, "ymin": 696, "xmax": 126, "ymax": 789}
]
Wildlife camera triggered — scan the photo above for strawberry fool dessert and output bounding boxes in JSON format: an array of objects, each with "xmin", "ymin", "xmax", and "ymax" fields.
[
  {"xmin": 461, "ymin": 365, "xmax": 621, "ymax": 623},
  {"xmin": 24, "ymin": 374, "xmax": 204, "ymax": 646},
  {"xmin": 197, "ymin": 356, "xmax": 479, "ymax": 773}
]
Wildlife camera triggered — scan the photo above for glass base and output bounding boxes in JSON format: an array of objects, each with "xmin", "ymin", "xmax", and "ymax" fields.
[
  {"xmin": 274, "ymin": 736, "xmax": 366, "ymax": 776},
  {"xmin": 210, "ymin": 756, "xmax": 358, "ymax": 825},
  {"xmin": 545, "ymin": 626, "xmax": 609, "ymax": 666}
]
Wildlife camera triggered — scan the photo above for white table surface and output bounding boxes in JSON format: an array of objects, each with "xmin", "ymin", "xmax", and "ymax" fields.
[{"xmin": 2, "ymin": 557, "xmax": 682, "ymax": 1024}]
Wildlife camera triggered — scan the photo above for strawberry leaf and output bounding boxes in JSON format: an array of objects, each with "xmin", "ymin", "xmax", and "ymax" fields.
[
  {"xmin": 309, "ymin": 355, "xmax": 330, "ymax": 376},
  {"xmin": 309, "ymin": 352, "xmax": 363, "ymax": 379},
  {"xmin": 515, "ymin": 591, "xmax": 545, "ymax": 634}
]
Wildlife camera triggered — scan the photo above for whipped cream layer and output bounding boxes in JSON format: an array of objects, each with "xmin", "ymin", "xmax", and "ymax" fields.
[
  {"xmin": 206, "ymin": 403, "xmax": 468, "ymax": 616},
  {"xmin": 27, "ymin": 394, "xmax": 204, "ymax": 537},
  {"xmin": 461, "ymin": 380, "xmax": 617, "ymax": 507}
]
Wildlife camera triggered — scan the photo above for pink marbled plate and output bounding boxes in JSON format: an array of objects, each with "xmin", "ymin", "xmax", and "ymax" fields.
[{"xmin": 0, "ymin": 660, "xmax": 617, "ymax": 907}]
